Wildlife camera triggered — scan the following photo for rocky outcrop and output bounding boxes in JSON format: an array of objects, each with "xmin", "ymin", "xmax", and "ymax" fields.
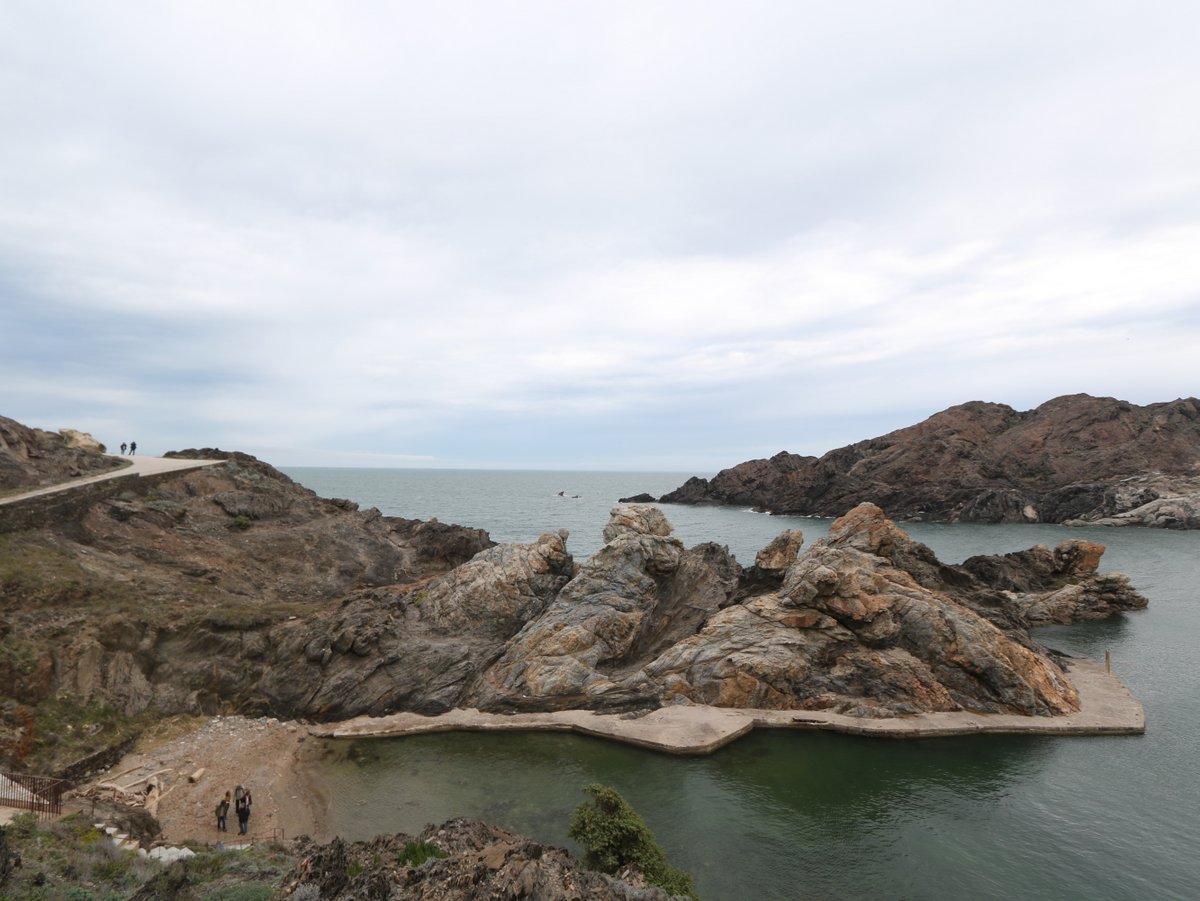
[
  {"xmin": 642, "ymin": 505, "xmax": 1082, "ymax": 717},
  {"xmin": 467, "ymin": 503, "xmax": 1140, "ymax": 718},
  {"xmin": 258, "ymin": 531, "xmax": 574, "ymax": 718},
  {"xmin": 655, "ymin": 395, "xmax": 1200, "ymax": 527},
  {"xmin": 959, "ymin": 540, "xmax": 1149, "ymax": 625},
  {"xmin": 470, "ymin": 508, "xmax": 739, "ymax": 711},
  {"xmin": 0, "ymin": 415, "xmax": 120, "ymax": 491},
  {"xmin": 287, "ymin": 818, "xmax": 681, "ymax": 900}
]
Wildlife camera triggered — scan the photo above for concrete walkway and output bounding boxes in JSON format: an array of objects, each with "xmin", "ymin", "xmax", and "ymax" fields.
[
  {"xmin": 310, "ymin": 660, "xmax": 1144, "ymax": 755},
  {"xmin": 0, "ymin": 455, "xmax": 221, "ymax": 506}
]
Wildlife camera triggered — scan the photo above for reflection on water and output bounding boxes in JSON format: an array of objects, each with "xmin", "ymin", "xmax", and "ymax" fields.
[{"xmin": 318, "ymin": 730, "xmax": 1052, "ymax": 900}]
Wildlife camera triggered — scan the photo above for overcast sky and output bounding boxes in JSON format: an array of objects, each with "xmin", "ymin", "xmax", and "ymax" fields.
[{"xmin": 2, "ymin": 2, "xmax": 1197, "ymax": 471}]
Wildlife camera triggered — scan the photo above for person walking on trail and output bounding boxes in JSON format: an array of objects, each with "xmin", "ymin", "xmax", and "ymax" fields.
[
  {"xmin": 129, "ymin": 440, "xmax": 137, "ymax": 455},
  {"xmin": 216, "ymin": 791, "xmax": 230, "ymax": 832},
  {"xmin": 120, "ymin": 442, "xmax": 127, "ymax": 455}
]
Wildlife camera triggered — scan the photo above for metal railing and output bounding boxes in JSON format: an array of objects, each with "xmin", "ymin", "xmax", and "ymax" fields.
[{"xmin": 0, "ymin": 771, "xmax": 67, "ymax": 820}]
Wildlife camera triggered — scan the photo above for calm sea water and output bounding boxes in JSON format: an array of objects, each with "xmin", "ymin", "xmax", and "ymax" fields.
[{"xmin": 283, "ymin": 467, "xmax": 1200, "ymax": 901}]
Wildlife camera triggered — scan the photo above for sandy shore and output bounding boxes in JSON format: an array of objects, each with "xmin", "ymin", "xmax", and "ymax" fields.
[{"xmin": 82, "ymin": 716, "xmax": 326, "ymax": 845}]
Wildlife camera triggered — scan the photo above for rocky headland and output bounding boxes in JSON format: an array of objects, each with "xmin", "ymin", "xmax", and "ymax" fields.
[{"xmin": 651, "ymin": 394, "xmax": 1200, "ymax": 528}]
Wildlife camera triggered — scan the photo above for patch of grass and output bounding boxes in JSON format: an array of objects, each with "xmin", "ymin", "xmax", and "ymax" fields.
[
  {"xmin": 0, "ymin": 536, "xmax": 140, "ymax": 615},
  {"xmin": 0, "ymin": 540, "xmax": 94, "ymax": 609},
  {"xmin": 0, "ymin": 631, "xmax": 39, "ymax": 674},
  {"xmin": 202, "ymin": 885, "xmax": 276, "ymax": 901},
  {"xmin": 3, "ymin": 809, "xmax": 158, "ymax": 899},
  {"xmin": 228, "ymin": 515, "xmax": 253, "ymax": 531},
  {"xmin": 199, "ymin": 601, "xmax": 309, "ymax": 631},
  {"xmin": 398, "ymin": 840, "xmax": 448, "ymax": 868},
  {"xmin": 30, "ymin": 696, "xmax": 156, "ymax": 774},
  {"xmin": 8, "ymin": 810, "xmax": 39, "ymax": 838}
]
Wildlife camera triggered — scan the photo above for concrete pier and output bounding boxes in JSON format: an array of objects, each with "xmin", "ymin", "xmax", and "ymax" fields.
[{"xmin": 310, "ymin": 660, "xmax": 1144, "ymax": 755}]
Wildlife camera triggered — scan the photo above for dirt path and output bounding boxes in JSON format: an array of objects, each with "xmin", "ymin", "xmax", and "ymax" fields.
[
  {"xmin": 82, "ymin": 716, "xmax": 324, "ymax": 846},
  {"xmin": 0, "ymin": 455, "xmax": 221, "ymax": 506}
]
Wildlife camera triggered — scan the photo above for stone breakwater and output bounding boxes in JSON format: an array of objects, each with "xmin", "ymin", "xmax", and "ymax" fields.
[{"xmin": 310, "ymin": 660, "xmax": 1144, "ymax": 755}]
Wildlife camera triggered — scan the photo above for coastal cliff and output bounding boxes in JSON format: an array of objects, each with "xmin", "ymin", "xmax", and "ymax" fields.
[{"xmin": 654, "ymin": 394, "xmax": 1200, "ymax": 528}]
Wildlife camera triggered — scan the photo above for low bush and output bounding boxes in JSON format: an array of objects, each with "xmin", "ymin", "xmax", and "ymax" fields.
[
  {"xmin": 569, "ymin": 783, "xmax": 698, "ymax": 899},
  {"xmin": 398, "ymin": 840, "xmax": 448, "ymax": 868}
]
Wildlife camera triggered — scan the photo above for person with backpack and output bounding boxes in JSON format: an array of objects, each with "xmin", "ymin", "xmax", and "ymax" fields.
[{"xmin": 234, "ymin": 784, "xmax": 250, "ymax": 835}]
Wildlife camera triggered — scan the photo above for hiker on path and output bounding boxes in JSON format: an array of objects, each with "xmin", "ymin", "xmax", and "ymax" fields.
[
  {"xmin": 120, "ymin": 442, "xmax": 127, "ymax": 455},
  {"xmin": 215, "ymin": 791, "xmax": 230, "ymax": 831},
  {"xmin": 129, "ymin": 440, "xmax": 137, "ymax": 455}
]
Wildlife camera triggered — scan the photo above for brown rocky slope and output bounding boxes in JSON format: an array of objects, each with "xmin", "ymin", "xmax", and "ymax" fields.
[{"xmin": 655, "ymin": 394, "xmax": 1200, "ymax": 527}]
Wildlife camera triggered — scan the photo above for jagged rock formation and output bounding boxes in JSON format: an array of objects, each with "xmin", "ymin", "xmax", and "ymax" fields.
[
  {"xmin": 0, "ymin": 415, "xmax": 120, "ymax": 491},
  {"xmin": 656, "ymin": 395, "xmax": 1200, "ymax": 527},
  {"xmin": 259, "ymin": 530, "xmax": 575, "ymax": 717},
  {"xmin": 294, "ymin": 502, "xmax": 1140, "ymax": 721},
  {"xmin": 286, "ymin": 818, "xmax": 681, "ymax": 900}
]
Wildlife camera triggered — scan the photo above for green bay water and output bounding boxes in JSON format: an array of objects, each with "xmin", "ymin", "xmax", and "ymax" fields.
[{"xmin": 283, "ymin": 468, "xmax": 1200, "ymax": 900}]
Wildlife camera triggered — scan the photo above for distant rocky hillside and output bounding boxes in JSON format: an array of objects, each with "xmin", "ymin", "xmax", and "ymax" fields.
[
  {"xmin": 0, "ymin": 415, "xmax": 121, "ymax": 492},
  {"xmin": 655, "ymin": 395, "xmax": 1200, "ymax": 528}
]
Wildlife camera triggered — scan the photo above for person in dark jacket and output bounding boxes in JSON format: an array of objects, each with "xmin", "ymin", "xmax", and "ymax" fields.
[{"xmin": 215, "ymin": 791, "xmax": 230, "ymax": 831}]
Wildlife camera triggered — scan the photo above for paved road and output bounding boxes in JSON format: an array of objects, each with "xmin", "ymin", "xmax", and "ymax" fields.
[{"xmin": 0, "ymin": 455, "xmax": 221, "ymax": 506}]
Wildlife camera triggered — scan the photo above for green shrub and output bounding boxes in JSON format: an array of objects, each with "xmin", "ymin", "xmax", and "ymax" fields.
[
  {"xmin": 203, "ymin": 884, "xmax": 276, "ymax": 901},
  {"xmin": 568, "ymin": 783, "xmax": 698, "ymax": 899},
  {"xmin": 91, "ymin": 856, "xmax": 132, "ymax": 882},
  {"xmin": 9, "ymin": 811, "xmax": 38, "ymax": 839},
  {"xmin": 228, "ymin": 515, "xmax": 253, "ymax": 531},
  {"xmin": 398, "ymin": 841, "xmax": 448, "ymax": 868}
]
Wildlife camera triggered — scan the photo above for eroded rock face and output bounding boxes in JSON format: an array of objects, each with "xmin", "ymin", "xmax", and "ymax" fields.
[
  {"xmin": 471, "ymin": 507, "xmax": 692, "ymax": 710},
  {"xmin": 250, "ymin": 501, "xmax": 1147, "ymax": 721},
  {"xmin": 644, "ymin": 505, "xmax": 1080, "ymax": 717},
  {"xmin": 656, "ymin": 395, "xmax": 1200, "ymax": 527},
  {"xmin": 463, "ymin": 503, "xmax": 1133, "ymax": 718},
  {"xmin": 258, "ymin": 531, "xmax": 575, "ymax": 718}
]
